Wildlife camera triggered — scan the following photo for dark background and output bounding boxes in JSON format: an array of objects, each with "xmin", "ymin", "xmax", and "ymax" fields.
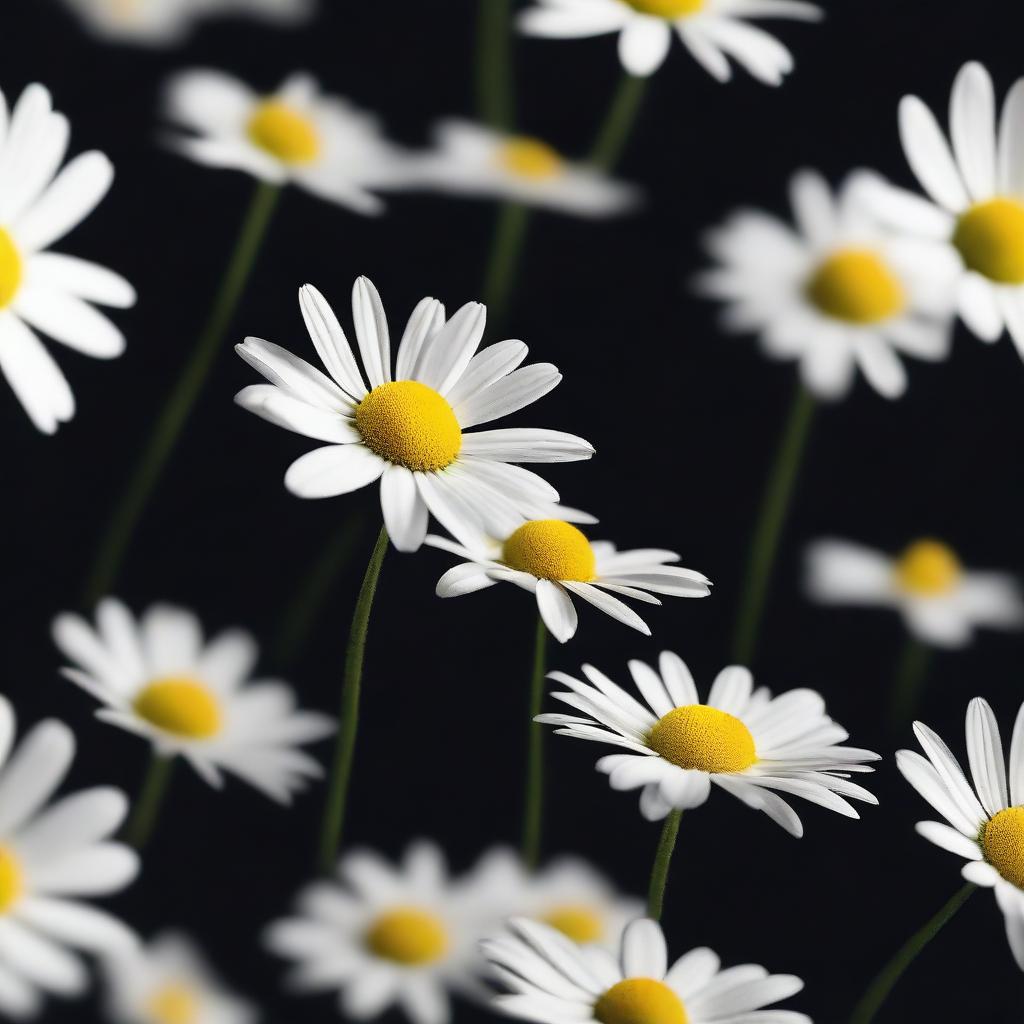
[{"xmin": 4, "ymin": 0, "xmax": 1024, "ymax": 1020}]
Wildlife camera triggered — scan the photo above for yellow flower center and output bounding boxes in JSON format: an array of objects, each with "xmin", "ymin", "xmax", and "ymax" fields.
[
  {"xmin": 355, "ymin": 381, "xmax": 463, "ymax": 472},
  {"xmin": 648, "ymin": 705, "xmax": 756, "ymax": 774},
  {"xmin": 498, "ymin": 137, "xmax": 564, "ymax": 180},
  {"xmin": 0, "ymin": 229, "xmax": 23, "ymax": 309},
  {"xmin": 542, "ymin": 905, "xmax": 605, "ymax": 944},
  {"xmin": 145, "ymin": 984, "xmax": 201, "ymax": 1024},
  {"xmin": 953, "ymin": 198, "xmax": 1024, "ymax": 284},
  {"xmin": 624, "ymin": 0, "xmax": 704, "ymax": 17},
  {"xmin": 981, "ymin": 807, "xmax": 1024, "ymax": 890},
  {"xmin": 247, "ymin": 100, "xmax": 321, "ymax": 165},
  {"xmin": 133, "ymin": 678, "xmax": 222, "ymax": 739},
  {"xmin": 0, "ymin": 848, "xmax": 23, "ymax": 915},
  {"xmin": 502, "ymin": 520, "xmax": 597, "ymax": 582},
  {"xmin": 805, "ymin": 248, "xmax": 905, "ymax": 324},
  {"xmin": 364, "ymin": 908, "xmax": 449, "ymax": 965},
  {"xmin": 894, "ymin": 539, "xmax": 962, "ymax": 596},
  {"xmin": 594, "ymin": 979, "xmax": 689, "ymax": 1024}
]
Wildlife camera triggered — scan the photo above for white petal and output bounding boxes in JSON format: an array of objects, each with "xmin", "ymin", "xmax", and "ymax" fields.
[
  {"xmin": 298, "ymin": 284, "xmax": 367, "ymax": 399},
  {"xmin": 0, "ymin": 314, "xmax": 74, "ymax": 433},
  {"xmin": 379, "ymin": 465, "xmax": 428, "ymax": 552},
  {"xmin": 898, "ymin": 94, "xmax": 969, "ymax": 212},
  {"xmin": 620, "ymin": 918, "xmax": 667, "ymax": 979},
  {"xmin": 284, "ymin": 445, "xmax": 385, "ymax": 499},
  {"xmin": 966, "ymin": 697, "xmax": 1009, "ymax": 816},
  {"xmin": 618, "ymin": 18, "xmax": 672, "ymax": 77},
  {"xmin": 950, "ymin": 61, "xmax": 996, "ymax": 200},
  {"xmin": 957, "ymin": 273, "xmax": 1004, "ymax": 342},
  {"xmin": 351, "ymin": 276, "xmax": 391, "ymax": 388},
  {"xmin": 416, "ymin": 301, "xmax": 486, "ymax": 395},
  {"xmin": 999, "ymin": 78, "xmax": 1024, "ymax": 196},
  {"xmin": 915, "ymin": 820, "xmax": 984, "ymax": 860},
  {"xmin": 13, "ymin": 286, "xmax": 125, "ymax": 358},
  {"xmin": 535, "ymin": 580, "xmax": 578, "ymax": 643}
]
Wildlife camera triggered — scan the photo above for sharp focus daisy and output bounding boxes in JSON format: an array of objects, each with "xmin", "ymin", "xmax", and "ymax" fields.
[
  {"xmin": 51, "ymin": 598, "xmax": 334, "ymax": 802},
  {"xmin": 806, "ymin": 537, "xmax": 1024, "ymax": 649},
  {"xmin": 235, "ymin": 277, "xmax": 595, "ymax": 553},
  {"xmin": 538, "ymin": 652, "xmax": 879, "ymax": 831},
  {"xmin": 0, "ymin": 82, "xmax": 135, "ymax": 433},
  {"xmin": 697, "ymin": 169, "xmax": 957, "ymax": 401},
  {"xmin": 484, "ymin": 916, "xmax": 810, "ymax": 1024},
  {"xmin": 102, "ymin": 931, "xmax": 255, "ymax": 1024},
  {"xmin": 517, "ymin": 0, "xmax": 822, "ymax": 84},
  {"xmin": 898, "ymin": 698, "xmax": 1024, "ymax": 970},
  {"xmin": 164, "ymin": 70, "xmax": 413, "ymax": 214},
  {"xmin": 0, "ymin": 696, "xmax": 139, "ymax": 1020}
]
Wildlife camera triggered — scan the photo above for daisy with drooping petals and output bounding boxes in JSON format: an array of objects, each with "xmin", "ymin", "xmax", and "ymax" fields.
[
  {"xmin": 0, "ymin": 82, "xmax": 135, "ymax": 434},
  {"xmin": 484, "ymin": 917, "xmax": 810, "ymax": 1024},
  {"xmin": 0, "ymin": 696, "xmax": 139, "ymax": 1020}
]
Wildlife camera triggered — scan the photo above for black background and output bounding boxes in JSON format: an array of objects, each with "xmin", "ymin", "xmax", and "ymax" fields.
[{"xmin": 4, "ymin": 0, "xmax": 1024, "ymax": 1020}]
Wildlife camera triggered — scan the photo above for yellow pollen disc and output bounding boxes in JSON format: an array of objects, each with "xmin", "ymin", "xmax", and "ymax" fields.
[
  {"xmin": 594, "ymin": 979, "xmax": 689, "ymax": 1024},
  {"xmin": 624, "ymin": 0, "xmax": 704, "ymax": 16},
  {"xmin": 953, "ymin": 198, "xmax": 1024, "ymax": 284},
  {"xmin": 805, "ymin": 248, "xmax": 905, "ymax": 324},
  {"xmin": 0, "ymin": 229, "xmax": 23, "ymax": 310},
  {"xmin": 246, "ymin": 101, "xmax": 320, "ymax": 165},
  {"xmin": 145, "ymin": 984, "xmax": 201, "ymax": 1024},
  {"xmin": 133, "ymin": 678, "xmax": 222, "ymax": 739},
  {"xmin": 502, "ymin": 520, "xmax": 596, "ymax": 582},
  {"xmin": 648, "ymin": 705, "xmax": 756, "ymax": 774},
  {"xmin": 355, "ymin": 381, "xmax": 462, "ymax": 472},
  {"xmin": 542, "ymin": 905, "xmax": 605, "ymax": 944},
  {"xmin": 364, "ymin": 908, "xmax": 449, "ymax": 965},
  {"xmin": 498, "ymin": 137, "xmax": 564, "ymax": 180},
  {"xmin": 894, "ymin": 539, "xmax": 962, "ymax": 596},
  {"xmin": 981, "ymin": 807, "xmax": 1024, "ymax": 890},
  {"xmin": 0, "ymin": 848, "xmax": 23, "ymax": 915}
]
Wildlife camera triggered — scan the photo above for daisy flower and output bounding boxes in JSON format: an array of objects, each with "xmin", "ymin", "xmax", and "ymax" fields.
[
  {"xmin": 697, "ymin": 169, "xmax": 956, "ymax": 401},
  {"xmin": 102, "ymin": 931, "xmax": 255, "ymax": 1024},
  {"xmin": 539, "ymin": 652, "xmax": 879, "ymax": 831},
  {"xmin": 0, "ymin": 82, "xmax": 135, "ymax": 434},
  {"xmin": 483, "ymin": 916, "xmax": 810, "ymax": 1024},
  {"xmin": 235, "ymin": 277, "xmax": 594, "ymax": 553},
  {"xmin": 51, "ymin": 598, "xmax": 334, "ymax": 802},
  {"xmin": 427, "ymin": 520, "xmax": 710, "ymax": 643},
  {"xmin": 0, "ymin": 695, "xmax": 138, "ymax": 1020},
  {"xmin": 897, "ymin": 698, "xmax": 1024, "ymax": 970},
  {"xmin": 517, "ymin": 0, "xmax": 822, "ymax": 84},
  {"xmin": 806, "ymin": 537, "xmax": 1024, "ymax": 649}
]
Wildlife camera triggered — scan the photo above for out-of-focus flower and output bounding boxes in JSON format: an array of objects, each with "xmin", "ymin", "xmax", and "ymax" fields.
[
  {"xmin": 483, "ymin": 917, "xmax": 810, "ymax": 1024},
  {"xmin": 51, "ymin": 598, "xmax": 334, "ymax": 803},
  {"xmin": 539, "ymin": 652, "xmax": 879, "ymax": 830},
  {"xmin": 0, "ymin": 696, "xmax": 138, "ymax": 1020},
  {"xmin": 163, "ymin": 70, "xmax": 413, "ymax": 214},
  {"xmin": 102, "ymin": 931, "xmax": 255, "ymax": 1024},
  {"xmin": 806, "ymin": 538, "xmax": 1024, "ymax": 649},
  {"xmin": 0, "ymin": 82, "xmax": 135, "ymax": 434},
  {"xmin": 518, "ymin": 0, "xmax": 822, "ymax": 83},
  {"xmin": 696, "ymin": 169, "xmax": 957, "ymax": 401},
  {"xmin": 235, "ymin": 277, "xmax": 594, "ymax": 553}
]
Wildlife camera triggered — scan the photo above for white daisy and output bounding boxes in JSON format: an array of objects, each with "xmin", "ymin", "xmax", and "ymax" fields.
[
  {"xmin": 427, "ymin": 520, "xmax": 710, "ymax": 643},
  {"xmin": 102, "ymin": 931, "xmax": 255, "ymax": 1024},
  {"xmin": 484, "ymin": 916, "xmax": 810, "ymax": 1024},
  {"xmin": 806, "ymin": 537, "xmax": 1024, "ymax": 649},
  {"xmin": 164, "ymin": 70, "xmax": 413, "ymax": 214},
  {"xmin": 517, "ymin": 0, "xmax": 822, "ymax": 84},
  {"xmin": 0, "ymin": 696, "xmax": 139, "ymax": 1020},
  {"xmin": 538, "ymin": 652, "xmax": 879, "ymax": 831},
  {"xmin": 897, "ymin": 698, "xmax": 1024, "ymax": 970},
  {"xmin": 234, "ymin": 277, "xmax": 595, "ymax": 553},
  {"xmin": 0, "ymin": 82, "xmax": 135, "ymax": 434},
  {"xmin": 696, "ymin": 169, "xmax": 956, "ymax": 401},
  {"xmin": 51, "ymin": 598, "xmax": 335, "ymax": 803}
]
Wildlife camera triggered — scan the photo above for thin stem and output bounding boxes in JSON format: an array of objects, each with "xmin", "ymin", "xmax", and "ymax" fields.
[
  {"xmin": 521, "ymin": 614, "xmax": 548, "ymax": 870},
  {"xmin": 732, "ymin": 383, "xmax": 816, "ymax": 665},
  {"xmin": 318, "ymin": 525, "xmax": 389, "ymax": 872},
  {"xmin": 589, "ymin": 73, "xmax": 649, "ymax": 170},
  {"xmin": 123, "ymin": 755, "xmax": 173, "ymax": 850},
  {"xmin": 475, "ymin": 0, "xmax": 515, "ymax": 129},
  {"xmin": 84, "ymin": 181, "xmax": 281, "ymax": 606},
  {"xmin": 646, "ymin": 810, "xmax": 682, "ymax": 921},
  {"xmin": 850, "ymin": 883, "xmax": 975, "ymax": 1024},
  {"xmin": 482, "ymin": 202, "xmax": 530, "ymax": 327},
  {"xmin": 888, "ymin": 638, "xmax": 933, "ymax": 730}
]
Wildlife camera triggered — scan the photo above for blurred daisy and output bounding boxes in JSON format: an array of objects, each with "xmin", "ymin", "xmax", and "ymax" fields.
[
  {"xmin": 540, "ymin": 652, "xmax": 879, "ymax": 831},
  {"xmin": 697, "ymin": 169, "xmax": 956, "ymax": 401},
  {"xmin": 52, "ymin": 598, "xmax": 334, "ymax": 802},
  {"xmin": 428, "ymin": 521, "xmax": 710, "ymax": 642},
  {"xmin": 806, "ymin": 537, "xmax": 1024, "ymax": 649},
  {"xmin": 0, "ymin": 696, "xmax": 138, "ymax": 1020},
  {"xmin": 484, "ymin": 916, "xmax": 809, "ymax": 1024},
  {"xmin": 235, "ymin": 277, "xmax": 594, "ymax": 553},
  {"xmin": 0, "ymin": 82, "xmax": 135, "ymax": 434},
  {"xmin": 102, "ymin": 931, "xmax": 255, "ymax": 1024},
  {"xmin": 518, "ymin": 0, "xmax": 822, "ymax": 83},
  {"xmin": 164, "ymin": 70, "xmax": 412, "ymax": 214}
]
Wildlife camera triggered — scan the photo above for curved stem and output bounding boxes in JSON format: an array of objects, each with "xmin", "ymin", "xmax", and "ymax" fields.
[
  {"xmin": 482, "ymin": 202, "xmax": 530, "ymax": 328},
  {"xmin": 887, "ymin": 638, "xmax": 932, "ymax": 730},
  {"xmin": 123, "ymin": 755, "xmax": 174, "ymax": 851},
  {"xmin": 318, "ymin": 525, "xmax": 389, "ymax": 872},
  {"xmin": 521, "ymin": 614, "xmax": 548, "ymax": 870},
  {"xmin": 475, "ymin": 0, "xmax": 515, "ymax": 130},
  {"xmin": 646, "ymin": 810, "xmax": 682, "ymax": 921},
  {"xmin": 589, "ymin": 73, "xmax": 649, "ymax": 170}
]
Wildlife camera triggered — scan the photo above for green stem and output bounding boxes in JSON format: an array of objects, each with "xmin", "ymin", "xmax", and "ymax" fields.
[
  {"xmin": 476, "ymin": 0, "xmax": 515, "ymax": 129},
  {"xmin": 849, "ymin": 883, "xmax": 975, "ymax": 1024},
  {"xmin": 84, "ymin": 181, "xmax": 281, "ymax": 606},
  {"xmin": 318, "ymin": 525, "xmax": 389, "ymax": 871},
  {"xmin": 888, "ymin": 638, "xmax": 933, "ymax": 730},
  {"xmin": 732, "ymin": 383, "xmax": 816, "ymax": 665},
  {"xmin": 589, "ymin": 73, "xmax": 649, "ymax": 170},
  {"xmin": 482, "ymin": 202, "xmax": 530, "ymax": 326},
  {"xmin": 123, "ymin": 755, "xmax": 173, "ymax": 850},
  {"xmin": 521, "ymin": 614, "xmax": 548, "ymax": 870},
  {"xmin": 646, "ymin": 810, "xmax": 682, "ymax": 920}
]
